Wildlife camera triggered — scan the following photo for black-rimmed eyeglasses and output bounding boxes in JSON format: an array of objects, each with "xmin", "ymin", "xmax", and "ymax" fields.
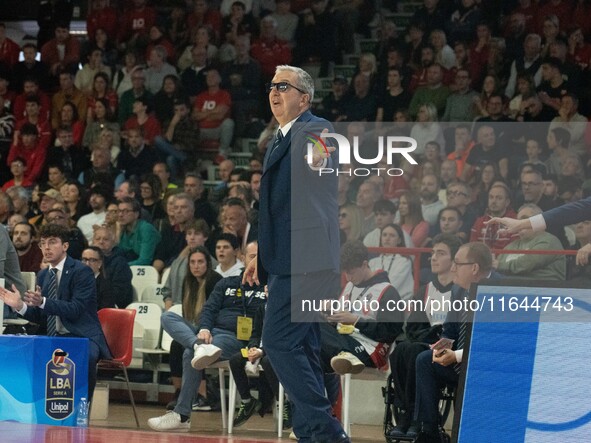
[{"xmin": 266, "ymin": 82, "xmax": 307, "ymax": 94}]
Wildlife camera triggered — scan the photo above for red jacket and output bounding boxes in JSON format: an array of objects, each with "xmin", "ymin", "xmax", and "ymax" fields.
[
  {"xmin": 0, "ymin": 37, "xmax": 21, "ymax": 67},
  {"xmin": 86, "ymin": 6, "xmax": 119, "ymax": 41}
]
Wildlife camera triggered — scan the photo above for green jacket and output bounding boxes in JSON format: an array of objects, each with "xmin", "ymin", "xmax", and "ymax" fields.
[{"xmin": 119, "ymin": 219, "xmax": 161, "ymax": 266}]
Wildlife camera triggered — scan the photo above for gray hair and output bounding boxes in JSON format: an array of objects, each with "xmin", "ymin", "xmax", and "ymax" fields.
[
  {"xmin": 275, "ymin": 65, "xmax": 315, "ymax": 102},
  {"xmin": 173, "ymin": 192, "xmax": 195, "ymax": 210},
  {"xmin": 6, "ymin": 186, "xmax": 30, "ymax": 203}
]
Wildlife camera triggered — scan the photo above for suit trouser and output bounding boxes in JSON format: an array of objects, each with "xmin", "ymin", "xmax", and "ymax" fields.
[
  {"xmin": 389, "ymin": 341, "xmax": 430, "ymax": 417},
  {"xmin": 161, "ymin": 311, "xmax": 245, "ymax": 417},
  {"xmin": 263, "ymin": 272, "xmax": 345, "ymax": 443},
  {"xmin": 414, "ymin": 349, "xmax": 458, "ymax": 431},
  {"xmin": 62, "ymin": 333, "xmax": 100, "ymax": 401}
]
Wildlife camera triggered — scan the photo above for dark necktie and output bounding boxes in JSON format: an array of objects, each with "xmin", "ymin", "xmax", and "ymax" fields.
[
  {"xmin": 46, "ymin": 268, "xmax": 58, "ymax": 337},
  {"xmin": 454, "ymin": 291, "xmax": 468, "ymax": 374},
  {"xmin": 269, "ymin": 130, "xmax": 284, "ymax": 158}
]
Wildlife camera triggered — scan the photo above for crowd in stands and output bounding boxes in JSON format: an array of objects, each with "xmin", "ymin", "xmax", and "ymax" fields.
[{"xmin": 2, "ymin": 0, "xmax": 591, "ymax": 436}]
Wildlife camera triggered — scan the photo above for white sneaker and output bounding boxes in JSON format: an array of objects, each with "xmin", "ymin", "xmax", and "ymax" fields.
[
  {"xmin": 330, "ymin": 351, "xmax": 365, "ymax": 375},
  {"xmin": 289, "ymin": 431, "xmax": 298, "ymax": 440},
  {"xmin": 191, "ymin": 343, "xmax": 222, "ymax": 370},
  {"xmin": 147, "ymin": 411, "xmax": 190, "ymax": 432}
]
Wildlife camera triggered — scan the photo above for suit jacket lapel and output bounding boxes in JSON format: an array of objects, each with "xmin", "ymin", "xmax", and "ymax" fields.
[{"xmin": 263, "ymin": 111, "xmax": 313, "ymax": 174}]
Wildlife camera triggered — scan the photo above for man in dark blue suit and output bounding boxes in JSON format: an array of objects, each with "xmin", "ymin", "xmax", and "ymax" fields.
[
  {"xmin": 243, "ymin": 65, "xmax": 349, "ymax": 443},
  {"xmin": 0, "ymin": 224, "xmax": 111, "ymax": 398}
]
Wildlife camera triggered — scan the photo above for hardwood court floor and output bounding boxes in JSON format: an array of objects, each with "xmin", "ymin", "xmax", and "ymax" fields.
[{"xmin": 0, "ymin": 403, "xmax": 387, "ymax": 443}]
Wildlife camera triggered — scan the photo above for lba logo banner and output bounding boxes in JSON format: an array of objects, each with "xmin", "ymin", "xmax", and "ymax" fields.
[{"xmin": 45, "ymin": 349, "xmax": 75, "ymax": 420}]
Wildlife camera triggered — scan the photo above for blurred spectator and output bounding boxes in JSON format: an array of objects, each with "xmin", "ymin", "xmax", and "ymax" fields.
[
  {"xmin": 78, "ymin": 146, "xmax": 124, "ymax": 190},
  {"xmin": 140, "ymin": 173, "xmax": 166, "ymax": 223},
  {"xmin": 408, "ymin": 64, "xmax": 450, "ymax": 118},
  {"xmin": 270, "ymin": 0, "xmax": 298, "ymax": 47},
  {"xmin": 316, "ymin": 75, "xmax": 350, "ymax": 122},
  {"xmin": 51, "ymin": 72, "xmax": 87, "ymax": 130},
  {"xmin": 444, "ymin": 181, "xmax": 479, "ymax": 241},
  {"xmin": 145, "ymin": 25, "xmax": 177, "ymax": 65},
  {"xmin": 117, "ymin": 196, "xmax": 161, "ymax": 265},
  {"xmin": 47, "ymin": 125, "xmax": 90, "ymax": 180},
  {"xmin": 180, "ymin": 45, "xmax": 211, "ymax": 100},
  {"xmin": 11, "ymin": 221, "xmax": 43, "ymax": 272},
  {"xmin": 462, "ymin": 125, "xmax": 508, "ymax": 180},
  {"xmin": 113, "ymin": 52, "xmax": 141, "ymax": 98},
  {"xmin": 86, "ymin": 0, "xmax": 118, "ymax": 42},
  {"xmin": 470, "ymin": 183, "xmax": 518, "ymax": 249},
  {"xmin": 123, "ymin": 96, "xmax": 162, "ymax": 146},
  {"xmin": 505, "ymin": 33, "xmax": 543, "ymax": 98},
  {"xmin": 2, "ymin": 158, "xmax": 33, "ymax": 192},
  {"xmin": 77, "ymin": 185, "xmax": 108, "ymax": 242},
  {"xmin": 548, "ymin": 93, "xmax": 588, "ymax": 156},
  {"xmin": 41, "ymin": 23, "xmax": 80, "ymax": 81},
  {"xmin": 13, "ymin": 79, "xmax": 51, "ymax": 123},
  {"xmin": 178, "ymin": 26, "xmax": 219, "ymax": 73},
  {"xmin": 37, "ymin": 0, "xmax": 73, "ymax": 49},
  {"xmin": 81, "ymin": 246, "xmax": 115, "ymax": 309},
  {"xmin": 154, "ymin": 75, "xmax": 188, "ymax": 123},
  {"xmin": 343, "ymin": 73, "xmax": 377, "ymax": 121},
  {"xmin": 0, "ymin": 23, "xmax": 21, "ymax": 68},
  {"xmin": 396, "ymin": 191, "xmax": 430, "ymax": 247},
  {"xmin": 11, "ymin": 44, "xmax": 49, "ymax": 93},
  {"xmin": 118, "ymin": 0, "xmax": 157, "ymax": 54},
  {"xmin": 446, "ymin": 0, "xmax": 481, "ymax": 43},
  {"xmin": 251, "ymin": 16, "xmax": 292, "ymax": 81},
  {"xmin": 430, "ymin": 29, "xmax": 455, "ymax": 70},
  {"xmin": 184, "ymin": 173, "xmax": 217, "ymax": 229},
  {"xmin": 144, "ymin": 46, "xmax": 179, "ymax": 95},
  {"xmin": 75, "ymin": 48, "xmax": 112, "ymax": 94},
  {"xmin": 420, "ymin": 174, "xmax": 444, "ymax": 226},
  {"xmin": 441, "ymin": 69, "xmax": 478, "ymax": 121},
  {"xmin": 118, "ymin": 68, "xmax": 154, "ymax": 126},
  {"xmin": 339, "ymin": 203, "xmax": 363, "ymax": 244},
  {"xmin": 410, "ymin": 104, "xmax": 444, "ymax": 157},
  {"xmin": 8, "ymin": 123, "xmax": 47, "ymax": 183},
  {"xmin": 165, "ymin": 5, "xmax": 190, "ymax": 54},
  {"xmin": 117, "ymin": 127, "xmax": 159, "ymax": 180},
  {"xmin": 83, "ymin": 97, "xmax": 120, "ymax": 150},
  {"xmin": 186, "ymin": 0, "xmax": 223, "ymax": 43},
  {"xmin": 47, "ymin": 163, "xmax": 68, "ymax": 191},
  {"xmin": 194, "ymin": 69, "xmax": 234, "ymax": 156}
]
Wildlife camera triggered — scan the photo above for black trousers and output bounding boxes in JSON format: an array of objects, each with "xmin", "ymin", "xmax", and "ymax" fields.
[
  {"xmin": 229, "ymin": 351, "xmax": 280, "ymax": 405},
  {"xmin": 319, "ymin": 322, "xmax": 374, "ymax": 372},
  {"xmin": 389, "ymin": 341, "xmax": 430, "ymax": 416}
]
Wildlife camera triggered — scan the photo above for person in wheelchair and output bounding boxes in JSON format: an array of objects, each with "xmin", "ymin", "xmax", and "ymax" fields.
[
  {"xmin": 321, "ymin": 241, "xmax": 404, "ymax": 376},
  {"xmin": 413, "ymin": 242, "xmax": 494, "ymax": 443},
  {"xmin": 387, "ymin": 234, "xmax": 461, "ymax": 439}
]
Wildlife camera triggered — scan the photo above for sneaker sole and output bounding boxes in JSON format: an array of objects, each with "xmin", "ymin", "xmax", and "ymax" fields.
[
  {"xmin": 330, "ymin": 358, "xmax": 364, "ymax": 375},
  {"xmin": 147, "ymin": 422, "xmax": 191, "ymax": 432},
  {"xmin": 191, "ymin": 348, "xmax": 222, "ymax": 370}
]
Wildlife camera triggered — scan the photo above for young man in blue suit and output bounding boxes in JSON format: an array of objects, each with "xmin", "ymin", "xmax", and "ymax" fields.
[
  {"xmin": 0, "ymin": 224, "xmax": 111, "ymax": 398},
  {"xmin": 243, "ymin": 65, "xmax": 350, "ymax": 443}
]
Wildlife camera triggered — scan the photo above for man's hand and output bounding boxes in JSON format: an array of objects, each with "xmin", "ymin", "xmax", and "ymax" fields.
[
  {"xmin": 326, "ymin": 311, "xmax": 359, "ymax": 325},
  {"xmin": 432, "ymin": 349, "xmax": 457, "ymax": 366},
  {"xmin": 242, "ymin": 254, "xmax": 259, "ymax": 286},
  {"xmin": 24, "ymin": 285, "xmax": 43, "ymax": 307},
  {"xmin": 247, "ymin": 347, "xmax": 263, "ymax": 362},
  {"xmin": 486, "ymin": 217, "xmax": 531, "ymax": 235},
  {"xmin": 197, "ymin": 329, "xmax": 212, "ymax": 344},
  {"xmin": 305, "ymin": 128, "xmax": 336, "ymax": 167},
  {"xmin": 430, "ymin": 337, "xmax": 454, "ymax": 352},
  {"xmin": 0, "ymin": 284, "xmax": 25, "ymax": 311},
  {"xmin": 576, "ymin": 243, "xmax": 591, "ymax": 266}
]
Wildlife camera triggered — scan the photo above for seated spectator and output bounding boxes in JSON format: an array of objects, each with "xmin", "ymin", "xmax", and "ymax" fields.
[
  {"xmin": 162, "ymin": 220, "xmax": 212, "ymax": 310},
  {"xmin": 113, "ymin": 52, "xmax": 140, "ymax": 98},
  {"xmin": 461, "ymin": 125, "xmax": 509, "ymax": 181},
  {"xmin": 7, "ymin": 123, "xmax": 47, "ymax": 183},
  {"xmin": 0, "ymin": 25, "xmax": 18, "ymax": 67},
  {"xmin": 51, "ymin": 72, "xmax": 87, "ymax": 130},
  {"xmin": 339, "ymin": 203, "xmax": 363, "ymax": 244},
  {"xmin": 315, "ymin": 75, "xmax": 349, "ymax": 122},
  {"xmin": 194, "ymin": 69, "xmax": 235, "ymax": 156},
  {"xmin": 179, "ymin": 44, "xmax": 211, "ymax": 101},
  {"xmin": 148, "ymin": 242, "xmax": 265, "ymax": 432},
  {"xmin": 118, "ymin": 68, "xmax": 154, "ymax": 126},
  {"xmin": 364, "ymin": 199, "xmax": 412, "ymax": 248},
  {"xmin": 414, "ymin": 242, "xmax": 493, "ymax": 443},
  {"xmin": 508, "ymin": 72, "xmax": 536, "ymax": 119},
  {"xmin": 117, "ymin": 196, "xmax": 161, "ymax": 265},
  {"xmin": 117, "ymin": 127, "xmax": 159, "ymax": 181},
  {"xmin": 47, "ymin": 125, "xmax": 91, "ymax": 180},
  {"xmin": 251, "ymin": 16, "xmax": 292, "ymax": 81},
  {"xmin": 270, "ymin": 0, "xmax": 298, "ymax": 47},
  {"xmin": 44, "ymin": 207, "xmax": 87, "ymax": 260},
  {"xmin": 12, "ymin": 78, "xmax": 51, "ymax": 123},
  {"xmin": 11, "ymin": 221, "xmax": 43, "ymax": 272},
  {"xmin": 83, "ymin": 97, "xmax": 121, "ymax": 150},
  {"xmin": 5, "ymin": 186, "xmax": 32, "ymax": 219},
  {"xmin": 342, "ymin": 73, "xmax": 377, "ymax": 122},
  {"xmin": 92, "ymin": 226, "xmax": 133, "ymax": 307},
  {"xmin": 321, "ymin": 241, "xmax": 403, "ymax": 375},
  {"xmin": 41, "ymin": 23, "xmax": 81, "ymax": 81},
  {"xmin": 548, "ymin": 93, "xmax": 588, "ymax": 157},
  {"xmin": 123, "ymin": 97, "xmax": 162, "ymax": 146},
  {"xmin": 90, "ymin": 28, "xmax": 119, "ymax": 75},
  {"xmin": 2, "ymin": 157, "xmax": 33, "ymax": 191},
  {"xmin": 355, "ymin": 180, "xmax": 381, "ymax": 238},
  {"xmin": 519, "ymin": 139, "xmax": 547, "ymax": 177},
  {"xmin": 54, "ymin": 102, "xmax": 85, "ymax": 147},
  {"xmin": 145, "ymin": 46, "xmax": 179, "ymax": 95},
  {"xmin": 45, "ymin": 162, "xmax": 67, "ymax": 191},
  {"xmin": 408, "ymin": 64, "xmax": 450, "ymax": 119},
  {"xmin": 442, "ymin": 181, "xmax": 479, "ymax": 242},
  {"xmin": 154, "ymin": 98, "xmax": 200, "ymax": 181},
  {"xmin": 29, "ymin": 188, "xmax": 64, "ymax": 231},
  {"xmin": 218, "ymin": 197, "xmax": 257, "ymax": 251},
  {"xmin": 368, "ymin": 224, "xmax": 413, "ymax": 300},
  {"xmin": 140, "ymin": 174, "xmax": 166, "ymax": 222},
  {"xmin": 186, "ymin": 0, "xmax": 223, "ymax": 43},
  {"xmin": 396, "ymin": 191, "xmax": 430, "ymax": 248},
  {"xmin": 81, "ymin": 246, "xmax": 115, "ymax": 309},
  {"xmin": 229, "ymin": 300, "xmax": 292, "ymax": 428},
  {"xmin": 420, "ymin": 173, "xmax": 445, "ymax": 226},
  {"xmin": 11, "ymin": 43, "xmax": 49, "ymax": 93},
  {"xmin": 75, "ymin": 47, "xmax": 112, "ymax": 94},
  {"xmin": 118, "ymin": 0, "xmax": 157, "ymax": 54},
  {"xmin": 470, "ymin": 183, "xmax": 518, "ymax": 249},
  {"xmin": 86, "ymin": 72, "xmax": 119, "ymax": 122},
  {"xmin": 496, "ymin": 204, "xmax": 565, "ymax": 280},
  {"xmin": 505, "ymin": 33, "xmax": 543, "ymax": 99},
  {"xmin": 152, "ymin": 192, "xmax": 194, "ymax": 273},
  {"xmin": 86, "ymin": 0, "xmax": 118, "ymax": 43},
  {"xmin": 441, "ymin": 69, "xmax": 478, "ymax": 122},
  {"xmin": 471, "ymin": 162, "xmax": 503, "ymax": 214},
  {"xmin": 214, "ymin": 233, "xmax": 244, "ymax": 277},
  {"xmin": 375, "ymin": 68, "xmax": 411, "ymax": 125},
  {"xmin": 221, "ymin": 1, "xmax": 258, "ymax": 50},
  {"xmin": 145, "ymin": 25, "xmax": 177, "ymax": 65},
  {"xmin": 14, "ymin": 94, "xmax": 52, "ymax": 152},
  {"xmin": 184, "ymin": 172, "xmax": 217, "ymax": 230},
  {"xmin": 387, "ymin": 233, "xmax": 460, "ymax": 439},
  {"xmin": 78, "ymin": 146, "xmax": 124, "ymax": 190},
  {"xmin": 154, "ymin": 75, "xmax": 188, "ymax": 124},
  {"xmin": 409, "ymin": 104, "xmax": 445, "ymax": 157},
  {"xmin": 571, "ymin": 220, "xmax": 591, "ymax": 285},
  {"xmin": 152, "ymin": 162, "xmax": 179, "ymax": 198},
  {"xmin": 77, "ymin": 185, "xmax": 109, "ymax": 242},
  {"xmin": 177, "ymin": 22, "xmax": 216, "ymax": 71},
  {"xmin": 430, "ymin": 29, "xmax": 455, "ymax": 70},
  {"xmin": 60, "ymin": 181, "xmax": 88, "ymax": 223}
]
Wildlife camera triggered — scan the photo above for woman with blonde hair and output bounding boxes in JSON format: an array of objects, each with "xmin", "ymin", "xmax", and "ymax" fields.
[{"xmin": 339, "ymin": 203, "xmax": 364, "ymax": 243}]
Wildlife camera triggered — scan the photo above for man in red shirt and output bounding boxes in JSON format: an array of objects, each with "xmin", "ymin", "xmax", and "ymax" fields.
[
  {"xmin": 13, "ymin": 78, "xmax": 52, "ymax": 122},
  {"xmin": 40, "ymin": 23, "xmax": 81, "ymax": 77},
  {"xmin": 86, "ymin": 0, "xmax": 118, "ymax": 42},
  {"xmin": 0, "ymin": 23, "xmax": 21, "ymax": 68},
  {"xmin": 250, "ymin": 16, "xmax": 292, "ymax": 81},
  {"xmin": 194, "ymin": 69, "xmax": 234, "ymax": 156},
  {"xmin": 118, "ymin": 0, "xmax": 157, "ymax": 52},
  {"xmin": 470, "ymin": 183, "xmax": 518, "ymax": 250}
]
